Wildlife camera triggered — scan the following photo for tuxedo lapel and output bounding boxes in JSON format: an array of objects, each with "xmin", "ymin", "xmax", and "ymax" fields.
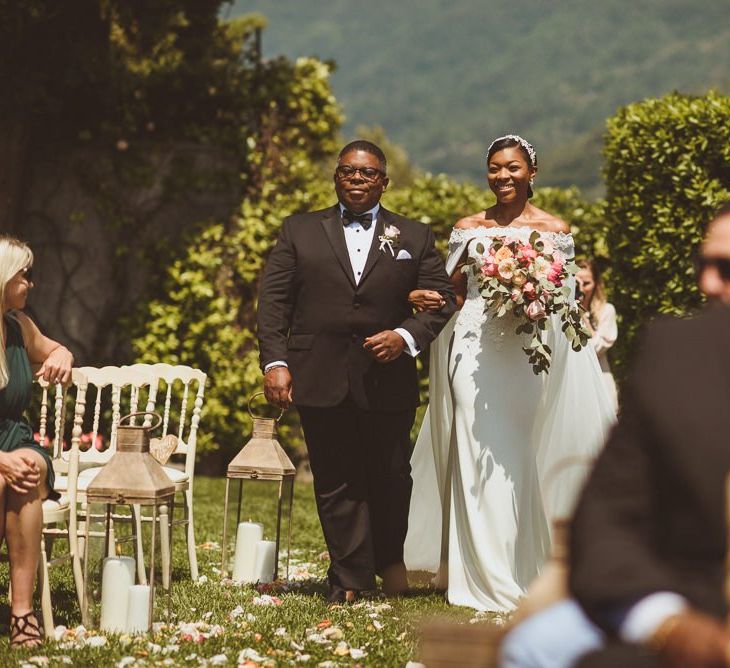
[
  {"xmin": 320, "ymin": 205, "xmax": 357, "ymax": 288},
  {"xmin": 358, "ymin": 208, "xmax": 388, "ymax": 286}
]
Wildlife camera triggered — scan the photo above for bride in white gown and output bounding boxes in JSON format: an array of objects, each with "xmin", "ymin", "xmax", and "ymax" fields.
[{"xmin": 404, "ymin": 135, "xmax": 616, "ymax": 612}]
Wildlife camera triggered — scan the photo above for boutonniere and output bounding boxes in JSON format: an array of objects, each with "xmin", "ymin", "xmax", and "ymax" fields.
[{"xmin": 378, "ymin": 225, "xmax": 401, "ymax": 256}]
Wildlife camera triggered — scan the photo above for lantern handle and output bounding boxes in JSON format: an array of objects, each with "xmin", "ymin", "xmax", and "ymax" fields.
[
  {"xmin": 119, "ymin": 411, "xmax": 163, "ymax": 431},
  {"xmin": 248, "ymin": 392, "xmax": 285, "ymax": 422}
]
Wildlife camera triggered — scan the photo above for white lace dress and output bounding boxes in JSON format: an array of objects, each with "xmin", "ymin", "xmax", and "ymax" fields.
[{"xmin": 405, "ymin": 226, "xmax": 616, "ymax": 612}]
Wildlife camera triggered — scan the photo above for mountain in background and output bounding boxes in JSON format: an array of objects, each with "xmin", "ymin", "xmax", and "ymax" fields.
[{"xmin": 227, "ymin": 0, "xmax": 730, "ymax": 196}]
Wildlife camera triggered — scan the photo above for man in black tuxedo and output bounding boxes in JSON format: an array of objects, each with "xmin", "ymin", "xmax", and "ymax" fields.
[
  {"xmin": 499, "ymin": 203, "xmax": 730, "ymax": 668},
  {"xmin": 256, "ymin": 140, "xmax": 455, "ymax": 602},
  {"xmin": 570, "ymin": 203, "xmax": 730, "ymax": 668}
]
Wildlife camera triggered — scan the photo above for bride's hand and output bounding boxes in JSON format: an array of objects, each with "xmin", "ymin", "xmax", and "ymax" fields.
[{"xmin": 408, "ymin": 289, "xmax": 445, "ymax": 313}]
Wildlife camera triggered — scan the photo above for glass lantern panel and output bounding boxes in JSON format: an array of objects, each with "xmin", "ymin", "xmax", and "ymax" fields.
[
  {"xmin": 83, "ymin": 500, "xmax": 171, "ymax": 633},
  {"xmin": 222, "ymin": 477, "xmax": 294, "ymax": 584}
]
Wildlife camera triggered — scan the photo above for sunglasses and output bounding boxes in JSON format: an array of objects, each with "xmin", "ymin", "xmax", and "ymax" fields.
[
  {"xmin": 694, "ymin": 255, "xmax": 730, "ymax": 281},
  {"xmin": 20, "ymin": 266, "xmax": 33, "ymax": 282}
]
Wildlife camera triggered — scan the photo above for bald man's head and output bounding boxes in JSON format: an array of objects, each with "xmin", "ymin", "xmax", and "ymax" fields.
[{"xmin": 697, "ymin": 204, "xmax": 730, "ymax": 304}]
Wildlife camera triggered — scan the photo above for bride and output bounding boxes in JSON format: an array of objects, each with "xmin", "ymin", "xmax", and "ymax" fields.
[{"xmin": 404, "ymin": 135, "xmax": 616, "ymax": 611}]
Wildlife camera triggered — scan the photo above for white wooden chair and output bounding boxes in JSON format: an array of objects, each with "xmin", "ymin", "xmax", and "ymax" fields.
[
  {"xmin": 124, "ymin": 363, "xmax": 206, "ymax": 581},
  {"xmin": 53, "ymin": 365, "xmax": 160, "ymax": 585},
  {"xmin": 34, "ymin": 370, "xmax": 87, "ymax": 635}
]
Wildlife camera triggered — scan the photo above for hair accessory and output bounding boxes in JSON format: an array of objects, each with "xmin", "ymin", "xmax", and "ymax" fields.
[{"xmin": 487, "ymin": 134, "xmax": 537, "ymax": 167}]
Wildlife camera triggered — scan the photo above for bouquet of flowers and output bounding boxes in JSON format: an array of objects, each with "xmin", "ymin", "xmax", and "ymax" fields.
[{"xmin": 466, "ymin": 231, "xmax": 590, "ymax": 374}]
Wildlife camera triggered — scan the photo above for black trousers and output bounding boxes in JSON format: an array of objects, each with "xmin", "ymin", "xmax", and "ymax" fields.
[{"xmin": 297, "ymin": 396, "xmax": 416, "ymax": 591}]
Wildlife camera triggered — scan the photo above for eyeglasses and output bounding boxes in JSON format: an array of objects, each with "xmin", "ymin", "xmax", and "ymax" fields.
[
  {"xmin": 335, "ymin": 165, "xmax": 385, "ymax": 181},
  {"xmin": 694, "ymin": 255, "xmax": 730, "ymax": 281},
  {"xmin": 20, "ymin": 266, "xmax": 33, "ymax": 282}
]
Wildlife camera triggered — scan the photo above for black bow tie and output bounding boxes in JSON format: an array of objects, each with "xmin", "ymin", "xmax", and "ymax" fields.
[{"xmin": 342, "ymin": 210, "xmax": 374, "ymax": 230}]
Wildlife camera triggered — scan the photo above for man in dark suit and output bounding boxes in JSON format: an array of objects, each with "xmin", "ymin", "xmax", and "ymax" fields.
[
  {"xmin": 257, "ymin": 140, "xmax": 455, "ymax": 603},
  {"xmin": 570, "ymin": 202, "xmax": 730, "ymax": 667},
  {"xmin": 499, "ymin": 202, "xmax": 730, "ymax": 668}
]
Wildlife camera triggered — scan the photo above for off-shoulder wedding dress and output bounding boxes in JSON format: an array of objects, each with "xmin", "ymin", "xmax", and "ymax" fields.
[{"xmin": 405, "ymin": 226, "xmax": 615, "ymax": 611}]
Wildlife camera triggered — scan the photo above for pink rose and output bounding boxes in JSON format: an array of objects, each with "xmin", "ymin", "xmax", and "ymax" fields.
[
  {"xmin": 481, "ymin": 262, "xmax": 499, "ymax": 277},
  {"xmin": 519, "ymin": 245, "xmax": 538, "ymax": 261},
  {"xmin": 510, "ymin": 287, "xmax": 523, "ymax": 302},
  {"xmin": 526, "ymin": 299, "xmax": 546, "ymax": 320},
  {"xmin": 548, "ymin": 260, "xmax": 564, "ymax": 285},
  {"xmin": 523, "ymin": 281, "xmax": 537, "ymax": 299}
]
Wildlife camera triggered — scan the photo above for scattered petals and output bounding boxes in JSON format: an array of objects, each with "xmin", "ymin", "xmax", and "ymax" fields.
[
  {"xmin": 238, "ymin": 648, "xmax": 267, "ymax": 663},
  {"xmin": 87, "ymin": 636, "xmax": 108, "ymax": 648}
]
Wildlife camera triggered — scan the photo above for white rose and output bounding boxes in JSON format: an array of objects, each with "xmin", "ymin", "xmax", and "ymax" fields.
[{"xmin": 498, "ymin": 258, "xmax": 517, "ymax": 280}]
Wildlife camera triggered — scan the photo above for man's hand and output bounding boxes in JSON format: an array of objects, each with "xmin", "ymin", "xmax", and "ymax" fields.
[
  {"xmin": 363, "ymin": 330, "xmax": 405, "ymax": 363},
  {"xmin": 408, "ymin": 289, "xmax": 446, "ymax": 313},
  {"xmin": 264, "ymin": 367, "xmax": 293, "ymax": 409},
  {"xmin": 36, "ymin": 345, "xmax": 73, "ymax": 385},
  {"xmin": 650, "ymin": 610, "xmax": 730, "ymax": 668},
  {"xmin": 0, "ymin": 451, "xmax": 41, "ymax": 494}
]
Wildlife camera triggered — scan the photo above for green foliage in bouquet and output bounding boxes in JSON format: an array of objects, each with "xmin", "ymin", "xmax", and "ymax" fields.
[{"xmin": 603, "ymin": 90, "xmax": 730, "ymax": 380}]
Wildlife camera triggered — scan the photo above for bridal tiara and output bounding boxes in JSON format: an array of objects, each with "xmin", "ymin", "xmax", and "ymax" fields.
[{"xmin": 487, "ymin": 134, "xmax": 537, "ymax": 167}]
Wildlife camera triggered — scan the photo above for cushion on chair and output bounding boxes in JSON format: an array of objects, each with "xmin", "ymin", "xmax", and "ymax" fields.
[
  {"xmin": 55, "ymin": 468, "xmax": 101, "ymax": 493},
  {"xmin": 162, "ymin": 466, "xmax": 189, "ymax": 484},
  {"xmin": 43, "ymin": 494, "xmax": 69, "ymax": 514}
]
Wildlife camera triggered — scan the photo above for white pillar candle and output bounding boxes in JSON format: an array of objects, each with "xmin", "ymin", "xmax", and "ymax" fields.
[
  {"xmin": 100, "ymin": 556, "xmax": 135, "ymax": 632},
  {"xmin": 253, "ymin": 540, "xmax": 277, "ymax": 583},
  {"xmin": 232, "ymin": 521, "xmax": 264, "ymax": 582},
  {"xmin": 126, "ymin": 584, "xmax": 151, "ymax": 633}
]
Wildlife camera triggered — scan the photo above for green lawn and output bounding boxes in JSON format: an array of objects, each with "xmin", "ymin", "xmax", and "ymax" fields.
[{"xmin": 0, "ymin": 478, "xmax": 500, "ymax": 667}]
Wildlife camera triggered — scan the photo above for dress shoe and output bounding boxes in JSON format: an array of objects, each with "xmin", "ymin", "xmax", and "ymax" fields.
[{"xmin": 327, "ymin": 585, "xmax": 359, "ymax": 604}]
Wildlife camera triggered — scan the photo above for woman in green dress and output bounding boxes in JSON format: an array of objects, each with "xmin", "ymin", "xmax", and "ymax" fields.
[{"xmin": 0, "ymin": 235, "xmax": 73, "ymax": 647}]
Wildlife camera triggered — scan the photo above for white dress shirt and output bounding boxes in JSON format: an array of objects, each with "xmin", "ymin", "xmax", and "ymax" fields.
[
  {"xmin": 620, "ymin": 591, "xmax": 688, "ymax": 644},
  {"xmin": 263, "ymin": 203, "xmax": 418, "ymax": 373}
]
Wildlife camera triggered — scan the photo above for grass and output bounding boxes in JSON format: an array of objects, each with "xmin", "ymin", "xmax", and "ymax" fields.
[{"xmin": 0, "ymin": 477, "xmax": 499, "ymax": 667}]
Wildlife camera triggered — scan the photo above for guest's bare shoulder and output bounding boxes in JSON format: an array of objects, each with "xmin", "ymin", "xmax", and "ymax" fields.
[{"xmin": 454, "ymin": 213, "xmax": 485, "ymax": 230}]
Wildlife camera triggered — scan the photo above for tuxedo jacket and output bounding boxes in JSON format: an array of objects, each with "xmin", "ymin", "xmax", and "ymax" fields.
[
  {"xmin": 570, "ymin": 304, "xmax": 730, "ymax": 629},
  {"xmin": 256, "ymin": 204, "xmax": 456, "ymax": 410}
]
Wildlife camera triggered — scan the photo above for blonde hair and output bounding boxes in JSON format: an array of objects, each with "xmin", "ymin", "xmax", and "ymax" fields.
[
  {"xmin": 0, "ymin": 235, "xmax": 33, "ymax": 389},
  {"xmin": 577, "ymin": 259, "xmax": 607, "ymax": 327}
]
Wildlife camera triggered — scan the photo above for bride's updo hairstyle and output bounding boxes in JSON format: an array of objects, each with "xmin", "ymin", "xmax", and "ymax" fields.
[{"xmin": 486, "ymin": 134, "xmax": 537, "ymax": 198}]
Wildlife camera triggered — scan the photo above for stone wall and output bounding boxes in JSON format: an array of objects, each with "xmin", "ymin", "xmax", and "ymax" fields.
[{"xmin": 9, "ymin": 141, "xmax": 241, "ymax": 365}]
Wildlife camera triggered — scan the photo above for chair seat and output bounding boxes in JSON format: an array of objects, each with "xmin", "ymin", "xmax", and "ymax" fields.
[
  {"xmin": 55, "ymin": 466, "xmax": 102, "ymax": 493},
  {"xmin": 43, "ymin": 494, "xmax": 70, "ymax": 522},
  {"xmin": 163, "ymin": 466, "xmax": 189, "ymax": 484}
]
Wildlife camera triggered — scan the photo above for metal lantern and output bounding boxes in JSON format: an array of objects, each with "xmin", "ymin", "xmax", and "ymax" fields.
[
  {"xmin": 221, "ymin": 393, "xmax": 295, "ymax": 584},
  {"xmin": 82, "ymin": 412, "xmax": 175, "ymax": 633}
]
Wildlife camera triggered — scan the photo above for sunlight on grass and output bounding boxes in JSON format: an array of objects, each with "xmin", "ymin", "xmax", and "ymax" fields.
[{"xmin": 0, "ymin": 478, "xmax": 501, "ymax": 666}]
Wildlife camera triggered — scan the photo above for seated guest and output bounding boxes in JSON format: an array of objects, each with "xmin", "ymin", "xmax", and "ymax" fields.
[
  {"xmin": 500, "ymin": 201, "xmax": 730, "ymax": 668},
  {"xmin": 0, "ymin": 236, "xmax": 73, "ymax": 647}
]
